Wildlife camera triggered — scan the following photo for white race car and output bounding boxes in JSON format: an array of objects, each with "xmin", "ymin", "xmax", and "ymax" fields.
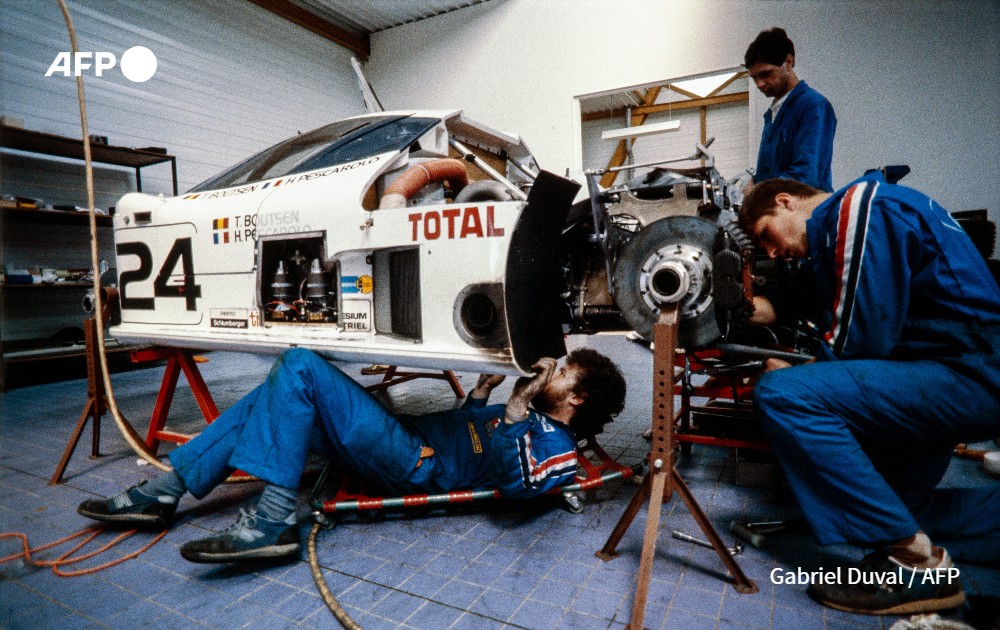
[
  {"xmin": 110, "ymin": 105, "xmax": 751, "ymax": 375},
  {"xmin": 110, "ymin": 110, "xmax": 580, "ymax": 374}
]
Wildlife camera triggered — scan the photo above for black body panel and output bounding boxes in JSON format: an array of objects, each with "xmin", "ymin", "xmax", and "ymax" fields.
[{"xmin": 504, "ymin": 171, "xmax": 581, "ymax": 373}]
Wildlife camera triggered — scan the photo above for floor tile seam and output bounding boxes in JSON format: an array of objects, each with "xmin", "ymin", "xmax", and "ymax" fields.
[
  {"xmin": 225, "ymin": 598, "xmax": 325, "ymax": 629},
  {"xmin": 84, "ymin": 552, "xmax": 205, "ymax": 597},
  {"xmin": 455, "ymin": 589, "xmax": 536, "ymax": 630},
  {"xmin": 0, "ymin": 462, "xmax": 81, "ymax": 488},
  {"xmin": 3, "ymin": 461, "xmax": 147, "ymax": 495},
  {"xmin": 9, "ymin": 578, "xmax": 128, "ymax": 629},
  {"xmin": 247, "ymin": 569, "xmax": 327, "ymax": 596},
  {"xmin": 663, "ymin": 581, "xmax": 728, "ymax": 621},
  {"xmin": 514, "ymin": 571, "xmax": 583, "ymax": 614},
  {"xmin": 508, "ymin": 591, "xmax": 601, "ymax": 628},
  {"xmin": 395, "ymin": 597, "xmax": 469, "ymax": 628},
  {"xmin": 321, "ymin": 565, "xmax": 500, "ymax": 630},
  {"xmin": 568, "ymin": 580, "xmax": 632, "ymax": 624},
  {"xmin": 102, "ymin": 596, "xmax": 181, "ymax": 625},
  {"xmin": 315, "ymin": 560, "xmax": 488, "ymax": 616},
  {"xmin": 574, "ymin": 576, "xmax": 642, "ymax": 600},
  {"xmin": 559, "ymin": 607, "xmax": 622, "ymax": 629}
]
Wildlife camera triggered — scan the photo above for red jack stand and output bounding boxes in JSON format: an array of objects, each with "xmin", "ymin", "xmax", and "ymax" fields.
[
  {"xmin": 596, "ymin": 306, "xmax": 757, "ymax": 629},
  {"xmin": 365, "ymin": 366, "xmax": 465, "ymax": 398},
  {"xmin": 131, "ymin": 348, "xmax": 219, "ymax": 453}
]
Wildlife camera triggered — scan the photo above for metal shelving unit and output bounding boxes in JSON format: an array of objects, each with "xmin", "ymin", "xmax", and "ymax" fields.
[{"xmin": 0, "ymin": 125, "xmax": 176, "ymax": 389}]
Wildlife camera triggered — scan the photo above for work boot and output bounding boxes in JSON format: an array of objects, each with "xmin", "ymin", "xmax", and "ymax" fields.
[
  {"xmin": 179, "ymin": 508, "xmax": 300, "ymax": 564},
  {"xmin": 808, "ymin": 550, "xmax": 965, "ymax": 615},
  {"xmin": 77, "ymin": 480, "xmax": 178, "ymax": 527}
]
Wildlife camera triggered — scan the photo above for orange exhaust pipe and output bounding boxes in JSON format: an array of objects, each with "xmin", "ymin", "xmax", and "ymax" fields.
[{"xmin": 380, "ymin": 158, "xmax": 469, "ymax": 209}]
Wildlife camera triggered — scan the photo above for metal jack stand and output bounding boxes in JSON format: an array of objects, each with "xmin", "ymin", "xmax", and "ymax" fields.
[
  {"xmin": 596, "ymin": 306, "xmax": 757, "ymax": 629},
  {"xmin": 50, "ymin": 318, "xmax": 106, "ymax": 485},
  {"xmin": 364, "ymin": 366, "xmax": 465, "ymax": 398}
]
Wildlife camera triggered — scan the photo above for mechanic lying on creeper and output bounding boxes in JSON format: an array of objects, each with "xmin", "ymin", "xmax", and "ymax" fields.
[
  {"xmin": 739, "ymin": 174, "xmax": 1000, "ymax": 615},
  {"xmin": 78, "ymin": 347, "xmax": 626, "ymax": 563}
]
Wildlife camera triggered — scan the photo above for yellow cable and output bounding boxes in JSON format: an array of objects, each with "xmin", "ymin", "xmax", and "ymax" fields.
[
  {"xmin": 308, "ymin": 523, "xmax": 361, "ymax": 630},
  {"xmin": 55, "ymin": 0, "xmax": 170, "ymax": 472},
  {"xmin": 56, "ymin": 1, "xmax": 252, "ymax": 484}
]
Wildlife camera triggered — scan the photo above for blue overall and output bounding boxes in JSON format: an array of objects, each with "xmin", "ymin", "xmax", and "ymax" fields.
[
  {"xmin": 168, "ymin": 348, "xmax": 578, "ymax": 500},
  {"xmin": 755, "ymin": 80, "xmax": 837, "ymax": 192},
  {"xmin": 754, "ymin": 173, "xmax": 1000, "ymax": 562}
]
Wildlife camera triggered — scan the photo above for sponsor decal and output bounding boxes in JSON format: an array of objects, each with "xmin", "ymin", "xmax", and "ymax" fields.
[
  {"xmin": 407, "ymin": 205, "xmax": 505, "ymax": 241},
  {"xmin": 198, "ymin": 184, "xmax": 262, "ymax": 200},
  {"xmin": 341, "ymin": 275, "xmax": 373, "ymax": 295},
  {"xmin": 182, "ymin": 156, "xmax": 381, "ymax": 200},
  {"xmin": 210, "ymin": 308, "xmax": 249, "ymax": 329},
  {"xmin": 210, "ymin": 215, "xmax": 256, "ymax": 244},
  {"xmin": 484, "ymin": 417, "xmax": 501, "ymax": 438},
  {"xmin": 278, "ymin": 157, "xmax": 380, "ymax": 186},
  {"xmin": 467, "ymin": 422, "xmax": 483, "ymax": 454},
  {"xmin": 341, "ymin": 299, "xmax": 371, "ymax": 332},
  {"xmin": 357, "ymin": 275, "xmax": 373, "ymax": 294},
  {"xmin": 257, "ymin": 209, "xmax": 311, "ymax": 236}
]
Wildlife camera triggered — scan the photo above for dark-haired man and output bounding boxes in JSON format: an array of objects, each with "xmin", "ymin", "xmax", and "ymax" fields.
[
  {"xmin": 78, "ymin": 347, "xmax": 627, "ymax": 564},
  {"xmin": 740, "ymin": 175, "xmax": 1000, "ymax": 614},
  {"xmin": 745, "ymin": 27, "xmax": 836, "ymax": 192}
]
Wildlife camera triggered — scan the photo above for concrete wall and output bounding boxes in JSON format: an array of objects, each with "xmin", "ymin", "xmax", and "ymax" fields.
[{"xmin": 368, "ymin": 0, "xmax": 1000, "ymax": 219}]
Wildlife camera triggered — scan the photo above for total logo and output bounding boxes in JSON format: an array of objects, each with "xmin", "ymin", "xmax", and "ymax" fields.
[{"xmin": 45, "ymin": 46, "xmax": 157, "ymax": 82}]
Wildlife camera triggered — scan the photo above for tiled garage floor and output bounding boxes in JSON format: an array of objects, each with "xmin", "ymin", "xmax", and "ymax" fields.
[{"xmin": 1, "ymin": 335, "xmax": 996, "ymax": 629}]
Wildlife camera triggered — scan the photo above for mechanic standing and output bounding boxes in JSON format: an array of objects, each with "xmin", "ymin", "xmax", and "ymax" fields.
[
  {"xmin": 745, "ymin": 27, "xmax": 837, "ymax": 192},
  {"xmin": 739, "ymin": 174, "xmax": 1000, "ymax": 615}
]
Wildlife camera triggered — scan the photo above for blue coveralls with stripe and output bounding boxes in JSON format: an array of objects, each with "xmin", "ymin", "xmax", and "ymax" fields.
[
  {"xmin": 168, "ymin": 348, "xmax": 579, "ymax": 501},
  {"xmin": 754, "ymin": 173, "xmax": 1000, "ymax": 562}
]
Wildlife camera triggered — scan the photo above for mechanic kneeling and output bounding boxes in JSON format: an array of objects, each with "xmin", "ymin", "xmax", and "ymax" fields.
[
  {"xmin": 77, "ymin": 347, "xmax": 625, "ymax": 564},
  {"xmin": 739, "ymin": 174, "xmax": 1000, "ymax": 615}
]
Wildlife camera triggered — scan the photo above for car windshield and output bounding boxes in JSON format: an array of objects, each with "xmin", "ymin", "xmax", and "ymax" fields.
[{"xmin": 189, "ymin": 115, "xmax": 440, "ymax": 192}]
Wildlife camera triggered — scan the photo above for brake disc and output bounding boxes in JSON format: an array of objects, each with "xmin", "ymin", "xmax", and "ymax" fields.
[{"xmin": 611, "ymin": 215, "xmax": 720, "ymax": 348}]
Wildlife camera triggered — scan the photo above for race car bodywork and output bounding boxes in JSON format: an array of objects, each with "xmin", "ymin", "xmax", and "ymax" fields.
[
  {"xmin": 110, "ymin": 107, "xmax": 754, "ymax": 376},
  {"xmin": 110, "ymin": 110, "xmax": 572, "ymax": 375}
]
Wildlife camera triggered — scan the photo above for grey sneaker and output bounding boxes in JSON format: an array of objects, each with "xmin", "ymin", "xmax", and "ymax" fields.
[
  {"xmin": 77, "ymin": 480, "xmax": 178, "ymax": 527},
  {"xmin": 179, "ymin": 508, "xmax": 300, "ymax": 564},
  {"xmin": 808, "ymin": 550, "xmax": 965, "ymax": 615}
]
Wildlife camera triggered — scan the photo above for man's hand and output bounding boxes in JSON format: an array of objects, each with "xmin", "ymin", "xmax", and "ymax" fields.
[
  {"xmin": 470, "ymin": 373, "xmax": 506, "ymax": 400},
  {"xmin": 764, "ymin": 357, "xmax": 793, "ymax": 372},
  {"xmin": 504, "ymin": 358, "xmax": 556, "ymax": 424},
  {"xmin": 765, "ymin": 356, "xmax": 815, "ymax": 372},
  {"xmin": 749, "ymin": 295, "xmax": 777, "ymax": 326}
]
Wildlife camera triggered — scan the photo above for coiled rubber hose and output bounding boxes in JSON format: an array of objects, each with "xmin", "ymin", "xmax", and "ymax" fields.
[{"xmin": 308, "ymin": 523, "xmax": 361, "ymax": 629}]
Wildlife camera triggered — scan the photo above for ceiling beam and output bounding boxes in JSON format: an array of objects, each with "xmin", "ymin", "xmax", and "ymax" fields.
[
  {"xmin": 599, "ymin": 86, "xmax": 662, "ymax": 188},
  {"xmin": 706, "ymin": 71, "xmax": 748, "ymax": 98},
  {"xmin": 667, "ymin": 84, "xmax": 701, "ymax": 100},
  {"xmin": 636, "ymin": 91, "xmax": 748, "ymax": 115},
  {"xmin": 246, "ymin": 0, "xmax": 371, "ymax": 60}
]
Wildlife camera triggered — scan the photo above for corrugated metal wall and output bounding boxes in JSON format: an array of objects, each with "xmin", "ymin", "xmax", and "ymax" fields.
[
  {"xmin": 0, "ymin": 0, "xmax": 366, "ymax": 195},
  {"xmin": 0, "ymin": 0, "xmax": 365, "ymax": 345}
]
